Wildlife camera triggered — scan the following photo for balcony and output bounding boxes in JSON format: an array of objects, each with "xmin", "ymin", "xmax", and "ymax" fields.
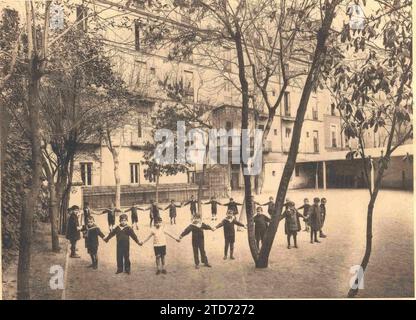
[{"xmin": 281, "ymin": 112, "xmax": 296, "ymax": 121}]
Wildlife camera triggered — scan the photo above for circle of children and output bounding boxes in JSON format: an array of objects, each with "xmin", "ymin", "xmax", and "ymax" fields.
[{"xmin": 65, "ymin": 195, "xmax": 327, "ymax": 275}]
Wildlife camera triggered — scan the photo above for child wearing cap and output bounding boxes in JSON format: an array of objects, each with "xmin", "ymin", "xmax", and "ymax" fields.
[
  {"xmin": 164, "ymin": 200, "xmax": 182, "ymax": 225},
  {"xmin": 141, "ymin": 218, "xmax": 180, "ymax": 275},
  {"xmin": 104, "ymin": 213, "xmax": 141, "ymax": 274}
]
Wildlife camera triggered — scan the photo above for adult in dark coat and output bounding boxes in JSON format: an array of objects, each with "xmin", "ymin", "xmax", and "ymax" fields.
[
  {"xmin": 253, "ymin": 206, "xmax": 271, "ymax": 249},
  {"xmin": 215, "ymin": 210, "xmax": 246, "ymax": 259},
  {"xmin": 319, "ymin": 198, "xmax": 327, "ymax": 238},
  {"xmin": 221, "ymin": 198, "xmax": 243, "ymax": 216},
  {"xmin": 183, "ymin": 195, "xmax": 198, "ymax": 217},
  {"xmin": 309, "ymin": 198, "xmax": 322, "ymax": 244},
  {"xmin": 280, "ymin": 202, "xmax": 304, "ymax": 249},
  {"xmin": 66, "ymin": 205, "xmax": 81, "ymax": 258},
  {"xmin": 80, "ymin": 216, "xmax": 105, "ymax": 269},
  {"xmin": 104, "ymin": 214, "xmax": 141, "ymax": 274},
  {"xmin": 179, "ymin": 216, "xmax": 214, "ymax": 268},
  {"xmin": 203, "ymin": 196, "xmax": 222, "ymax": 220},
  {"xmin": 164, "ymin": 200, "xmax": 181, "ymax": 225}
]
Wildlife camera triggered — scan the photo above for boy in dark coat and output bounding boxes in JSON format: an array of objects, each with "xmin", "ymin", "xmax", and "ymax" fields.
[
  {"xmin": 179, "ymin": 215, "xmax": 214, "ymax": 269},
  {"xmin": 253, "ymin": 206, "xmax": 271, "ymax": 249},
  {"xmin": 215, "ymin": 209, "xmax": 246, "ymax": 260},
  {"xmin": 183, "ymin": 195, "xmax": 198, "ymax": 217},
  {"xmin": 124, "ymin": 202, "xmax": 141, "ymax": 230},
  {"xmin": 255, "ymin": 196, "xmax": 276, "ymax": 217},
  {"xmin": 280, "ymin": 201, "xmax": 304, "ymax": 249},
  {"xmin": 297, "ymin": 198, "xmax": 311, "ymax": 232},
  {"xmin": 319, "ymin": 197, "xmax": 327, "ymax": 238},
  {"xmin": 164, "ymin": 199, "xmax": 181, "ymax": 225},
  {"xmin": 142, "ymin": 200, "xmax": 163, "ymax": 227},
  {"xmin": 66, "ymin": 205, "xmax": 81, "ymax": 258},
  {"xmin": 309, "ymin": 198, "xmax": 322, "ymax": 244},
  {"xmin": 221, "ymin": 198, "xmax": 243, "ymax": 216},
  {"xmin": 81, "ymin": 216, "xmax": 105, "ymax": 269},
  {"xmin": 203, "ymin": 196, "xmax": 222, "ymax": 221},
  {"xmin": 104, "ymin": 214, "xmax": 141, "ymax": 274}
]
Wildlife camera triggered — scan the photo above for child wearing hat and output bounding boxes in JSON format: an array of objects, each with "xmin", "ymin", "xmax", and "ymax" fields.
[
  {"xmin": 179, "ymin": 215, "xmax": 215, "ymax": 269},
  {"xmin": 215, "ymin": 209, "xmax": 246, "ymax": 260},
  {"xmin": 104, "ymin": 213, "xmax": 141, "ymax": 274},
  {"xmin": 80, "ymin": 216, "xmax": 105, "ymax": 269},
  {"xmin": 141, "ymin": 218, "xmax": 180, "ymax": 274},
  {"xmin": 280, "ymin": 201, "xmax": 304, "ymax": 249}
]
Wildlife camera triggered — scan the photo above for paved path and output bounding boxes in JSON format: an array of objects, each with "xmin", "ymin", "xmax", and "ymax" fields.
[{"xmin": 63, "ymin": 189, "xmax": 414, "ymax": 299}]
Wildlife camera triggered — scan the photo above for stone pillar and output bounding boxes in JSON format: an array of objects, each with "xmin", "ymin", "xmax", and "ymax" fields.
[
  {"xmin": 323, "ymin": 161, "xmax": 327, "ymax": 190},
  {"xmin": 315, "ymin": 162, "xmax": 319, "ymax": 189}
]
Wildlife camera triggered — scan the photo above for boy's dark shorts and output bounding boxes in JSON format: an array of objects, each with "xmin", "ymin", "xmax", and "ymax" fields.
[{"xmin": 154, "ymin": 245, "xmax": 166, "ymax": 257}]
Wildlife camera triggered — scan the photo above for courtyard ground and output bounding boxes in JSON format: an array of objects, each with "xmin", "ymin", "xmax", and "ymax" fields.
[
  {"xmin": 4, "ymin": 189, "xmax": 412, "ymax": 299},
  {"xmin": 61, "ymin": 189, "xmax": 413, "ymax": 299}
]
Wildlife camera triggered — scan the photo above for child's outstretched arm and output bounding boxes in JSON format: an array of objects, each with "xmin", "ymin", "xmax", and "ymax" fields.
[
  {"xmin": 141, "ymin": 233, "xmax": 154, "ymax": 245},
  {"xmin": 234, "ymin": 220, "xmax": 246, "ymax": 228},
  {"xmin": 163, "ymin": 205, "xmax": 170, "ymax": 211},
  {"xmin": 164, "ymin": 231, "xmax": 180, "ymax": 242},
  {"xmin": 179, "ymin": 225, "xmax": 192, "ymax": 239},
  {"xmin": 98, "ymin": 228, "xmax": 105, "ymax": 239},
  {"xmin": 215, "ymin": 221, "xmax": 225, "ymax": 229},
  {"xmin": 103, "ymin": 229, "xmax": 116, "ymax": 242},
  {"xmin": 128, "ymin": 228, "xmax": 141, "ymax": 245}
]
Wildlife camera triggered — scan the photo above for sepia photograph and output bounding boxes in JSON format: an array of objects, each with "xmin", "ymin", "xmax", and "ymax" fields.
[{"xmin": 0, "ymin": 0, "xmax": 413, "ymax": 302}]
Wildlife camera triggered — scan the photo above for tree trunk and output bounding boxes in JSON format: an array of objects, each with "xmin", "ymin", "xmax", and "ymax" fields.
[
  {"xmin": 348, "ymin": 164, "xmax": 384, "ymax": 297},
  {"xmin": 155, "ymin": 172, "xmax": 159, "ymax": 203},
  {"xmin": 111, "ymin": 149, "xmax": 121, "ymax": 208},
  {"xmin": 17, "ymin": 63, "xmax": 42, "ymax": 300},
  {"xmin": 0, "ymin": 105, "xmax": 11, "ymax": 176},
  {"xmin": 256, "ymin": 3, "xmax": 340, "ymax": 268},
  {"xmin": 49, "ymin": 183, "xmax": 61, "ymax": 252},
  {"xmin": 234, "ymin": 27, "xmax": 259, "ymax": 263}
]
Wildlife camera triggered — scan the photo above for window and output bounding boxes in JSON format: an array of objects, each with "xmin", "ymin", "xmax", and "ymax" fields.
[
  {"xmin": 134, "ymin": 20, "xmax": 141, "ymax": 51},
  {"xmin": 272, "ymin": 170, "xmax": 276, "ymax": 176},
  {"xmin": 223, "ymin": 49, "xmax": 232, "ymax": 72},
  {"xmin": 330, "ymin": 125, "xmax": 337, "ymax": 147},
  {"xmin": 258, "ymin": 125, "xmax": 264, "ymax": 130},
  {"xmin": 183, "ymin": 70, "xmax": 194, "ymax": 102},
  {"xmin": 134, "ymin": 60, "xmax": 147, "ymax": 88},
  {"xmin": 76, "ymin": 5, "xmax": 88, "ymax": 32},
  {"xmin": 226, "ymin": 121, "xmax": 233, "ymax": 147},
  {"xmin": 295, "ymin": 165, "xmax": 300, "ymax": 177},
  {"xmin": 312, "ymin": 105, "xmax": 318, "ymax": 120},
  {"xmin": 274, "ymin": 129, "xmax": 278, "ymax": 135},
  {"xmin": 306, "ymin": 131, "xmax": 309, "ymax": 138},
  {"xmin": 150, "ymin": 67, "xmax": 156, "ymax": 76},
  {"xmin": 284, "ymin": 92, "xmax": 290, "ymax": 116},
  {"xmin": 285, "ymin": 127, "xmax": 291, "ymax": 138},
  {"xmin": 272, "ymin": 90, "xmax": 276, "ymax": 97},
  {"xmin": 80, "ymin": 163, "xmax": 92, "ymax": 186},
  {"xmin": 331, "ymin": 104, "xmax": 336, "ymax": 116},
  {"xmin": 137, "ymin": 118, "xmax": 143, "ymax": 138},
  {"xmin": 313, "ymin": 131, "xmax": 319, "ymax": 153},
  {"xmin": 133, "ymin": 0, "xmax": 146, "ymax": 8},
  {"xmin": 130, "ymin": 163, "xmax": 140, "ymax": 184},
  {"xmin": 188, "ymin": 170, "xmax": 196, "ymax": 184}
]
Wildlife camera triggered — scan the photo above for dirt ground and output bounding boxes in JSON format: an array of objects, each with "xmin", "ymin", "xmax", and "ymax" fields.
[
  {"xmin": 2, "ymin": 222, "xmax": 68, "ymax": 300},
  {"xmin": 61, "ymin": 189, "xmax": 413, "ymax": 299}
]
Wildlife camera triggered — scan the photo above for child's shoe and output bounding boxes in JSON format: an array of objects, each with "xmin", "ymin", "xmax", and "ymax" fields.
[
  {"xmin": 294, "ymin": 245, "xmax": 298, "ymax": 249},
  {"xmin": 314, "ymin": 240, "xmax": 321, "ymax": 243},
  {"xmin": 287, "ymin": 245, "xmax": 291, "ymax": 249},
  {"xmin": 86, "ymin": 264, "xmax": 93, "ymax": 268},
  {"xmin": 223, "ymin": 256, "xmax": 227, "ymax": 260},
  {"xmin": 161, "ymin": 269, "xmax": 167, "ymax": 274},
  {"xmin": 156, "ymin": 270, "xmax": 161, "ymax": 275},
  {"xmin": 204, "ymin": 263, "xmax": 212, "ymax": 268},
  {"xmin": 195, "ymin": 265, "xmax": 200, "ymax": 269},
  {"xmin": 115, "ymin": 270, "xmax": 123, "ymax": 274},
  {"xmin": 230, "ymin": 256, "xmax": 235, "ymax": 260}
]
